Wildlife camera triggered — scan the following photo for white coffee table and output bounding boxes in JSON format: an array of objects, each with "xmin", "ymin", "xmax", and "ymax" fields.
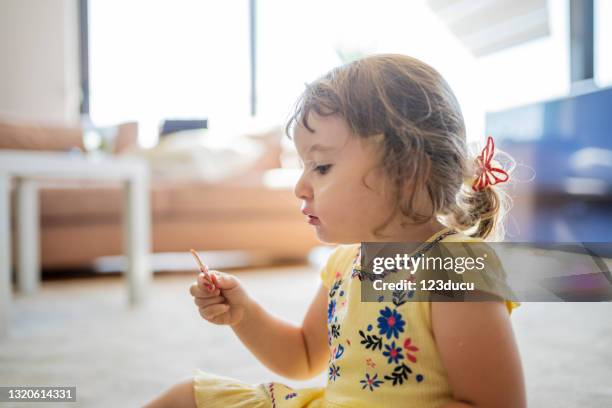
[{"xmin": 0, "ymin": 150, "xmax": 152, "ymax": 337}]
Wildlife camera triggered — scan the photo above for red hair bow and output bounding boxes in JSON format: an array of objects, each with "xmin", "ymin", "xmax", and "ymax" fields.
[{"xmin": 471, "ymin": 136, "xmax": 509, "ymax": 192}]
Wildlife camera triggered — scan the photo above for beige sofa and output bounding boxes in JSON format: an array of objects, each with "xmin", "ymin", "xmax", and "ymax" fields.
[{"xmin": 1, "ymin": 118, "xmax": 320, "ymax": 270}]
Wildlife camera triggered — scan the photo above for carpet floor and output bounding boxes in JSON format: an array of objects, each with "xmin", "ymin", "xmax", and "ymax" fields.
[{"xmin": 1, "ymin": 265, "xmax": 611, "ymax": 407}]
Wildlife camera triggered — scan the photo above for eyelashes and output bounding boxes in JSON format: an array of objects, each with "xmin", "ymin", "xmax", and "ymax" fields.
[
  {"xmin": 314, "ymin": 164, "xmax": 332, "ymax": 175},
  {"xmin": 300, "ymin": 160, "xmax": 332, "ymax": 176}
]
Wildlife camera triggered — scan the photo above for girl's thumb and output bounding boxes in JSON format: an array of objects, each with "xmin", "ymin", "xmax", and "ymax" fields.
[{"xmin": 211, "ymin": 272, "xmax": 237, "ymax": 290}]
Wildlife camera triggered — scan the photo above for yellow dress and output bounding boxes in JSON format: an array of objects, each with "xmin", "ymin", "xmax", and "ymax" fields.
[{"xmin": 193, "ymin": 227, "xmax": 518, "ymax": 408}]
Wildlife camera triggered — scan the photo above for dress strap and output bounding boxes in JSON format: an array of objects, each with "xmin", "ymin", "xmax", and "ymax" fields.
[{"xmin": 352, "ymin": 228, "xmax": 458, "ymax": 282}]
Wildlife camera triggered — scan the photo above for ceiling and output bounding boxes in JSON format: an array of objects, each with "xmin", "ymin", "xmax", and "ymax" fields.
[{"xmin": 426, "ymin": 0, "xmax": 550, "ymax": 57}]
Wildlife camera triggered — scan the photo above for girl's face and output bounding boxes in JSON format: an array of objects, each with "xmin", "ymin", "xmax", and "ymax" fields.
[{"xmin": 293, "ymin": 113, "xmax": 394, "ymax": 244}]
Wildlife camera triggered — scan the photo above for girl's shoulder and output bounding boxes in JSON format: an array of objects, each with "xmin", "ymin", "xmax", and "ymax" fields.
[
  {"xmin": 438, "ymin": 230, "xmax": 519, "ymax": 313},
  {"xmin": 319, "ymin": 244, "xmax": 360, "ymax": 288},
  {"xmin": 326, "ymin": 243, "xmax": 361, "ymax": 266}
]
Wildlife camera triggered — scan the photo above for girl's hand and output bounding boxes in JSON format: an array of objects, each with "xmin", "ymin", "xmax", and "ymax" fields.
[{"xmin": 189, "ymin": 270, "xmax": 251, "ymax": 327}]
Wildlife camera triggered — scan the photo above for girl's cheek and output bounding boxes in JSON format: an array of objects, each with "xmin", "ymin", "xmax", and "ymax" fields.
[{"xmin": 317, "ymin": 182, "xmax": 336, "ymax": 200}]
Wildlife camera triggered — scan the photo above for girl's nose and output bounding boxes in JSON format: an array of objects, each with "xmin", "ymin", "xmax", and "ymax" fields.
[{"xmin": 294, "ymin": 171, "xmax": 313, "ymax": 200}]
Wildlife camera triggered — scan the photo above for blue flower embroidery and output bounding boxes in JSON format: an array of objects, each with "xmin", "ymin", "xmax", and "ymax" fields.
[
  {"xmin": 335, "ymin": 344, "xmax": 345, "ymax": 359},
  {"xmin": 329, "ymin": 280, "xmax": 342, "ymax": 297},
  {"xmin": 383, "ymin": 341, "xmax": 404, "ymax": 364},
  {"xmin": 377, "ymin": 307, "xmax": 405, "ymax": 339},
  {"xmin": 329, "ymin": 363, "xmax": 341, "ymax": 381},
  {"xmin": 327, "ymin": 299, "xmax": 336, "ymax": 323},
  {"xmin": 360, "ymin": 373, "xmax": 384, "ymax": 391}
]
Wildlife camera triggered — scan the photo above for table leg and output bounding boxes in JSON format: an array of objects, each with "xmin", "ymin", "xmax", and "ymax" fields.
[
  {"xmin": 123, "ymin": 172, "xmax": 151, "ymax": 304},
  {"xmin": 16, "ymin": 178, "xmax": 40, "ymax": 294},
  {"xmin": 0, "ymin": 174, "xmax": 12, "ymax": 337}
]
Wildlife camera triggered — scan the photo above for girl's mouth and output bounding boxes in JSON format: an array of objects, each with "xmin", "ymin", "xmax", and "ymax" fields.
[{"xmin": 307, "ymin": 215, "xmax": 320, "ymax": 225}]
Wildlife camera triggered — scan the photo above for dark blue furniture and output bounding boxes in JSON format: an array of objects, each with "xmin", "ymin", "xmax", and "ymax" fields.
[{"xmin": 486, "ymin": 85, "xmax": 612, "ymax": 243}]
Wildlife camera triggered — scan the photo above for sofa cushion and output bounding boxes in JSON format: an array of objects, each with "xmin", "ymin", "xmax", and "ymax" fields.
[
  {"xmin": 33, "ymin": 181, "xmax": 171, "ymax": 224},
  {"xmin": 159, "ymin": 181, "xmax": 300, "ymax": 217},
  {"xmin": 32, "ymin": 178, "xmax": 300, "ymax": 226}
]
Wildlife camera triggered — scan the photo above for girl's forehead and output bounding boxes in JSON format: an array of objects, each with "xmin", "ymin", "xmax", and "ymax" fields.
[{"xmin": 293, "ymin": 114, "xmax": 352, "ymax": 155}]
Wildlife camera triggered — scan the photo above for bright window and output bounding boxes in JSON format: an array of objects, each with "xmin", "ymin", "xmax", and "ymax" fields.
[
  {"xmin": 257, "ymin": 0, "xmax": 570, "ymax": 141},
  {"xmin": 89, "ymin": 0, "xmax": 571, "ymax": 146},
  {"xmin": 89, "ymin": 0, "xmax": 250, "ymax": 146}
]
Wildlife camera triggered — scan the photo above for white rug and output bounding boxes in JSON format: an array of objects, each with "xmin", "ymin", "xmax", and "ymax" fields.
[{"xmin": 1, "ymin": 266, "xmax": 610, "ymax": 407}]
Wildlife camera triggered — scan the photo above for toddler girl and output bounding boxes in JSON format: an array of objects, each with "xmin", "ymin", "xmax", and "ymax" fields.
[{"xmin": 145, "ymin": 54, "xmax": 525, "ymax": 408}]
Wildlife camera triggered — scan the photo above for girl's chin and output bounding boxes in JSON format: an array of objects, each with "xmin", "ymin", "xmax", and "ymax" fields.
[
  {"xmin": 313, "ymin": 225, "xmax": 333, "ymax": 243},
  {"xmin": 314, "ymin": 227, "xmax": 360, "ymax": 245}
]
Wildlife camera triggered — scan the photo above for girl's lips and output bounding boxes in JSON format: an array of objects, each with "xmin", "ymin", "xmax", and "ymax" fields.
[{"xmin": 307, "ymin": 215, "xmax": 320, "ymax": 225}]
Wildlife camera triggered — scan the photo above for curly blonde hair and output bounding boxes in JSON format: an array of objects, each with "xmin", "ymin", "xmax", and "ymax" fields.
[{"xmin": 285, "ymin": 54, "xmax": 512, "ymax": 241}]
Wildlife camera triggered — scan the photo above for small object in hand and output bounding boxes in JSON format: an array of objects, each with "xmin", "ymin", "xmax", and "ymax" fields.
[{"xmin": 190, "ymin": 249, "xmax": 216, "ymax": 290}]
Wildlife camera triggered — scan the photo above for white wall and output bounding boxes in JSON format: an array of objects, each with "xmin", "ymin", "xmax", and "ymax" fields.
[{"xmin": 0, "ymin": 0, "xmax": 81, "ymax": 125}]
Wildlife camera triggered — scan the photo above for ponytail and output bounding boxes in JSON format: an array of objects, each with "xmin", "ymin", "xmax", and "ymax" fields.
[
  {"xmin": 446, "ymin": 185, "xmax": 508, "ymax": 240},
  {"xmin": 444, "ymin": 137, "xmax": 514, "ymax": 241}
]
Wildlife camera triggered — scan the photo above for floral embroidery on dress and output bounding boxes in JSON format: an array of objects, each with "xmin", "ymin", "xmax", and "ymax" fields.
[
  {"xmin": 360, "ymin": 373, "xmax": 384, "ymax": 391},
  {"xmin": 324, "ymin": 233, "xmax": 456, "ymax": 395},
  {"xmin": 327, "ymin": 299, "xmax": 336, "ymax": 323},
  {"xmin": 327, "ymin": 269, "xmax": 347, "ymax": 380},
  {"xmin": 328, "ymin": 337, "xmax": 344, "ymax": 382},
  {"xmin": 329, "ymin": 279, "xmax": 342, "ymax": 297},
  {"xmin": 384, "ymin": 362, "xmax": 414, "ymax": 386},
  {"xmin": 404, "ymin": 338, "xmax": 419, "ymax": 363},
  {"xmin": 383, "ymin": 341, "xmax": 404, "ymax": 364},
  {"xmin": 334, "ymin": 344, "xmax": 345, "ymax": 359},
  {"xmin": 354, "ymin": 244, "xmax": 437, "ymax": 391},
  {"xmin": 356, "ymin": 288, "xmax": 426, "ymax": 389},
  {"xmin": 358, "ymin": 329, "xmax": 383, "ymax": 351},
  {"xmin": 267, "ymin": 383, "xmax": 277, "ymax": 408},
  {"xmin": 365, "ymin": 357, "xmax": 376, "ymax": 368},
  {"xmin": 266, "ymin": 382, "xmax": 300, "ymax": 406},
  {"xmin": 328, "ymin": 363, "xmax": 341, "ymax": 381},
  {"xmin": 329, "ymin": 322, "xmax": 341, "ymax": 344},
  {"xmin": 377, "ymin": 307, "xmax": 406, "ymax": 339}
]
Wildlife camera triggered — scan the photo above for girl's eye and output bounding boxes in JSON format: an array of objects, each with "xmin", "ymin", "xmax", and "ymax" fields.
[{"xmin": 314, "ymin": 164, "xmax": 332, "ymax": 175}]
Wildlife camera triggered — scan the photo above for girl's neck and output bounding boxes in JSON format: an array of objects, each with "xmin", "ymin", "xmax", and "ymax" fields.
[{"xmin": 368, "ymin": 219, "xmax": 449, "ymax": 243}]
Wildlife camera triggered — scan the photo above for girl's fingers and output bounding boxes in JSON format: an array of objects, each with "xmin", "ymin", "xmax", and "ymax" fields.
[
  {"xmin": 197, "ymin": 272, "xmax": 211, "ymax": 284},
  {"xmin": 199, "ymin": 303, "xmax": 230, "ymax": 320},
  {"xmin": 194, "ymin": 295, "xmax": 225, "ymax": 308},
  {"xmin": 210, "ymin": 272, "xmax": 220, "ymax": 287},
  {"xmin": 189, "ymin": 282, "xmax": 206, "ymax": 297},
  {"xmin": 197, "ymin": 273, "xmax": 216, "ymax": 291},
  {"xmin": 189, "ymin": 282, "xmax": 219, "ymax": 298}
]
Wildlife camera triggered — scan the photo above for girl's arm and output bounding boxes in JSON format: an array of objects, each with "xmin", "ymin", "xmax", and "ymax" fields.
[
  {"xmin": 432, "ymin": 300, "xmax": 526, "ymax": 408},
  {"xmin": 230, "ymin": 284, "xmax": 329, "ymax": 381}
]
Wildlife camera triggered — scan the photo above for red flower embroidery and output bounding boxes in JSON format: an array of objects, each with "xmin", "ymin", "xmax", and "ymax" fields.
[{"xmin": 404, "ymin": 338, "xmax": 419, "ymax": 363}]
